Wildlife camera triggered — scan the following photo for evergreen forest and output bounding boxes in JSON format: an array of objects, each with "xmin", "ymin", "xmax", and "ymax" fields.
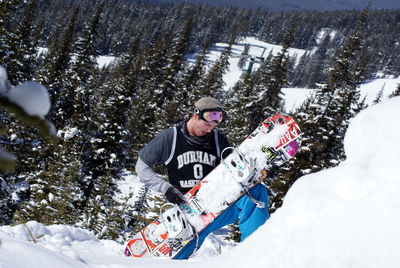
[{"xmin": 1, "ymin": 0, "xmax": 400, "ymax": 241}]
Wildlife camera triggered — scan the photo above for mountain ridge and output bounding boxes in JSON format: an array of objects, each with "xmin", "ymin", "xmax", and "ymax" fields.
[{"xmin": 145, "ymin": 0, "xmax": 400, "ymax": 11}]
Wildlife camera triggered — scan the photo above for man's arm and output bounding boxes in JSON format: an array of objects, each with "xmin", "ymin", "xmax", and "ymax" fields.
[
  {"xmin": 135, "ymin": 127, "xmax": 175, "ymax": 194},
  {"xmin": 135, "ymin": 157, "xmax": 172, "ymax": 194}
]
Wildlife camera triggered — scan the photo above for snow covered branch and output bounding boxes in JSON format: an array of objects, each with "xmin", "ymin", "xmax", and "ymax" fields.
[{"xmin": 0, "ymin": 66, "xmax": 56, "ymax": 172}]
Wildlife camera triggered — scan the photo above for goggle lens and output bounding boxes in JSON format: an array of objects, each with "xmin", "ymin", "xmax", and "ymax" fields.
[{"xmin": 202, "ymin": 111, "xmax": 223, "ymax": 123}]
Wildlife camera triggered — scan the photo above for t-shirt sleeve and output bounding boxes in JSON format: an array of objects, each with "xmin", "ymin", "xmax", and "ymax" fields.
[{"xmin": 138, "ymin": 127, "xmax": 175, "ymax": 167}]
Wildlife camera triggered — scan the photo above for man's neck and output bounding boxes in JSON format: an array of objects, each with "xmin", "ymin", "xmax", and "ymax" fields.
[{"xmin": 186, "ymin": 117, "xmax": 196, "ymax": 136}]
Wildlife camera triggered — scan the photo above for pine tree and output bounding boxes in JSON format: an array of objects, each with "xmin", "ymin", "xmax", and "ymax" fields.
[
  {"xmin": 127, "ymin": 35, "xmax": 170, "ymax": 151},
  {"xmin": 224, "ymin": 73, "xmax": 258, "ymax": 144},
  {"xmin": 15, "ymin": 141, "xmax": 83, "ymax": 225},
  {"xmin": 1, "ymin": 0, "xmax": 47, "ymax": 187},
  {"xmin": 71, "ymin": 3, "xmax": 102, "ymax": 91},
  {"xmin": 373, "ymin": 83, "xmax": 385, "ymax": 104},
  {"xmin": 110, "ymin": 35, "xmax": 146, "ymax": 163},
  {"xmin": 157, "ymin": 18, "xmax": 193, "ymax": 127},
  {"xmin": 0, "ymin": 66, "xmax": 55, "ymax": 224},
  {"xmin": 166, "ymin": 40, "xmax": 212, "ymax": 122},
  {"xmin": 306, "ymin": 32, "xmax": 331, "ymax": 87},
  {"xmin": 35, "ymin": 5, "xmax": 79, "ymax": 128},
  {"xmin": 291, "ymin": 52, "xmax": 311, "ymax": 87},
  {"xmin": 127, "ymin": 185, "xmax": 152, "ymax": 235},
  {"xmin": 313, "ymin": 8, "xmax": 369, "ymax": 165},
  {"xmin": 81, "ymin": 170, "xmax": 124, "ymax": 239},
  {"xmin": 112, "ymin": 33, "xmax": 143, "ymax": 93},
  {"xmin": 128, "ymin": 77, "xmax": 157, "ymax": 161},
  {"xmin": 251, "ymin": 26, "xmax": 296, "ymax": 130},
  {"xmin": 76, "ymin": 78, "xmax": 132, "ymax": 238},
  {"xmin": 270, "ymin": 8, "xmax": 370, "ymax": 212},
  {"xmin": 225, "ymin": 221, "xmax": 241, "ymax": 242},
  {"xmin": 390, "ymin": 83, "xmax": 400, "ymax": 98},
  {"xmin": 199, "ymin": 44, "xmax": 232, "ymax": 97},
  {"xmin": 76, "ymin": 88, "xmax": 128, "ymax": 237},
  {"xmin": 69, "ymin": 3, "xmax": 103, "ymax": 138},
  {"xmin": 0, "ymin": 0, "xmax": 24, "ymax": 65},
  {"xmin": 238, "ymin": 43, "xmax": 250, "ymax": 70},
  {"xmin": 0, "ymin": 1, "xmax": 9, "ymax": 63},
  {"xmin": 6, "ymin": 0, "xmax": 39, "ymax": 84},
  {"xmin": 178, "ymin": 41, "xmax": 211, "ymax": 114}
]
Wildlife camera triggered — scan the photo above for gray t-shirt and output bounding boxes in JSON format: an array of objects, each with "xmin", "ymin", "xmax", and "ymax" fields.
[{"xmin": 136, "ymin": 122, "xmax": 230, "ymax": 194}]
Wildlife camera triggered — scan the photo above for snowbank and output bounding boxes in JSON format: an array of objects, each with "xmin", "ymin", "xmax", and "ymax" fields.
[
  {"xmin": 204, "ymin": 96, "xmax": 400, "ymax": 268},
  {"xmin": 2, "ymin": 97, "xmax": 400, "ymax": 268}
]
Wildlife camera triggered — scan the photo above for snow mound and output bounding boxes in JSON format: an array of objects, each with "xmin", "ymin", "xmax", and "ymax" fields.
[
  {"xmin": 0, "ymin": 234, "xmax": 85, "ymax": 268},
  {"xmin": 0, "ymin": 221, "xmax": 98, "ymax": 245},
  {"xmin": 344, "ymin": 96, "xmax": 400, "ymax": 166},
  {"xmin": 203, "ymin": 97, "xmax": 400, "ymax": 268}
]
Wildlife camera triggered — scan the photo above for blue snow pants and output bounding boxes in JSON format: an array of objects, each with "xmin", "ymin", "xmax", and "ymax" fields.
[{"xmin": 173, "ymin": 183, "xmax": 269, "ymax": 259}]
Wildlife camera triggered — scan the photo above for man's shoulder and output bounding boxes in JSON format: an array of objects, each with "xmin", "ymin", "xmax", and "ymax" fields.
[
  {"xmin": 158, "ymin": 127, "xmax": 176, "ymax": 138},
  {"xmin": 138, "ymin": 126, "xmax": 177, "ymax": 165}
]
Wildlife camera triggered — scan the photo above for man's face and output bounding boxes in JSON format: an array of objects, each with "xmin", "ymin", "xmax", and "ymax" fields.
[{"xmin": 192, "ymin": 114, "xmax": 219, "ymax": 136}]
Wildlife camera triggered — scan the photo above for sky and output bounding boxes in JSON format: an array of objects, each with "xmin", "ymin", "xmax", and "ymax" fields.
[{"xmin": 1, "ymin": 37, "xmax": 400, "ymax": 267}]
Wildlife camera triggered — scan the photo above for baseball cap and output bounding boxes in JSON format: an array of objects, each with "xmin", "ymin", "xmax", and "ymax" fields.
[{"xmin": 194, "ymin": 97, "xmax": 223, "ymax": 111}]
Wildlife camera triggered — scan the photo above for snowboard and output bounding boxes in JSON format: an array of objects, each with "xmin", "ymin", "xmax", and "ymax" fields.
[{"xmin": 125, "ymin": 113, "xmax": 301, "ymax": 259}]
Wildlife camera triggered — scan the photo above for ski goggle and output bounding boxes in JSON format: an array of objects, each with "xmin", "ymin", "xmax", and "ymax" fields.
[{"xmin": 195, "ymin": 108, "xmax": 224, "ymax": 124}]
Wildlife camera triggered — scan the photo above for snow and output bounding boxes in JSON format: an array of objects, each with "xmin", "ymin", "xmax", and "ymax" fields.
[
  {"xmin": 36, "ymin": 47, "xmax": 116, "ymax": 68},
  {"xmin": 97, "ymin": 56, "xmax": 116, "ymax": 68},
  {"xmin": 1, "ymin": 66, "xmax": 51, "ymax": 118},
  {"xmin": 2, "ymin": 96, "xmax": 400, "ymax": 267},
  {"xmin": 61, "ymin": 127, "xmax": 79, "ymax": 140},
  {"xmin": 7, "ymin": 82, "xmax": 51, "ymax": 118},
  {"xmin": 205, "ymin": 37, "xmax": 400, "ymax": 112},
  {"xmin": 281, "ymin": 87, "xmax": 313, "ymax": 111},
  {"xmin": 359, "ymin": 77, "xmax": 400, "ymax": 104},
  {"xmin": 210, "ymin": 97, "xmax": 400, "ymax": 268},
  {"xmin": 0, "ymin": 65, "xmax": 8, "ymax": 94},
  {"xmin": 206, "ymin": 37, "xmax": 310, "ymax": 91},
  {"xmin": 37, "ymin": 47, "xmax": 48, "ymax": 56},
  {"xmin": 2, "ymin": 37, "xmax": 400, "ymax": 267},
  {"xmin": 315, "ymin": 28, "xmax": 337, "ymax": 45}
]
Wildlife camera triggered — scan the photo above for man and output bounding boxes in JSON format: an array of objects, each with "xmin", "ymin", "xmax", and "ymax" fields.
[{"xmin": 136, "ymin": 96, "xmax": 269, "ymax": 259}]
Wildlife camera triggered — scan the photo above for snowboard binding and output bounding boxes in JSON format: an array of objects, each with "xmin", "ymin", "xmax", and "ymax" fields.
[
  {"xmin": 221, "ymin": 147, "xmax": 265, "ymax": 208},
  {"xmin": 221, "ymin": 147, "xmax": 259, "ymax": 186},
  {"xmin": 160, "ymin": 203, "xmax": 196, "ymax": 241}
]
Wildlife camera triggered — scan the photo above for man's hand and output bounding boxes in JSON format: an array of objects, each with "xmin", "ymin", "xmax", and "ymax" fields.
[{"xmin": 165, "ymin": 186, "xmax": 186, "ymax": 205}]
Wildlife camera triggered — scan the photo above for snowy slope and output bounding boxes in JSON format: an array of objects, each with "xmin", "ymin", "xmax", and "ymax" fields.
[
  {"xmin": 203, "ymin": 96, "xmax": 400, "ymax": 268},
  {"xmin": 91, "ymin": 37, "xmax": 400, "ymax": 112},
  {"xmin": 2, "ymin": 37, "xmax": 400, "ymax": 267},
  {"xmin": 205, "ymin": 37, "xmax": 400, "ymax": 112},
  {"xmin": 37, "ymin": 47, "xmax": 116, "ymax": 69},
  {"xmin": 206, "ymin": 37, "xmax": 309, "ymax": 91},
  {"xmin": 1, "ymin": 96, "xmax": 400, "ymax": 268}
]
